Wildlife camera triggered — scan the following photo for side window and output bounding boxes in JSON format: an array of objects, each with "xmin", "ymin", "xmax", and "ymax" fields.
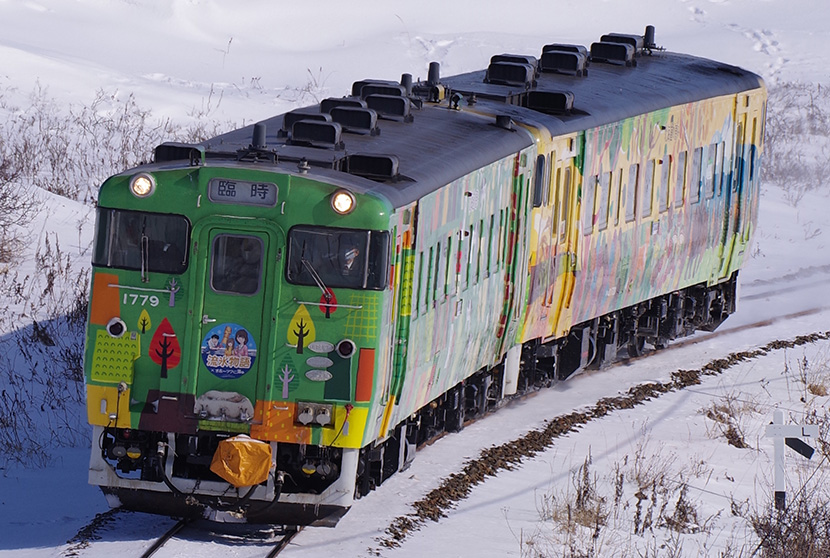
[
  {"xmin": 641, "ymin": 160, "xmax": 655, "ymax": 218},
  {"xmin": 532, "ymin": 154, "xmax": 546, "ymax": 208},
  {"xmin": 658, "ymin": 156, "xmax": 671, "ymax": 212},
  {"xmin": 486, "ymin": 215, "xmax": 495, "ymax": 275},
  {"xmin": 211, "ymin": 235, "xmax": 263, "ymax": 295},
  {"xmin": 434, "ymin": 241, "xmax": 442, "ymax": 302},
  {"xmin": 558, "ymin": 167, "xmax": 571, "ymax": 243},
  {"xmin": 674, "ymin": 151, "xmax": 687, "ymax": 208},
  {"xmin": 750, "ymin": 118, "xmax": 758, "ymax": 182},
  {"xmin": 715, "ymin": 142, "xmax": 725, "ymax": 195},
  {"xmin": 614, "ymin": 171, "xmax": 624, "ymax": 225},
  {"xmin": 582, "ymin": 175, "xmax": 598, "ymax": 235},
  {"xmin": 464, "ymin": 225, "xmax": 474, "ymax": 290},
  {"xmin": 625, "ymin": 164, "xmax": 639, "ymax": 222},
  {"xmin": 497, "ymin": 209, "xmax": 505, "ymax": 271},
  {"xmin": 426, "ymin": 246, "xmax": 434, "ymax": 307},
  {"xmin": 597, "ymin": 171, "xmax": 612, "ymax": 231},
  {"xmin": 690, "ymin": 147, "xmax": 703, "ymax": 203},
  {"xmin": 476, "ymin": 219, "xmax": 484, "ymax": 282},
  {"xmin": 444, "ymin": 235, "xmax": 454, "ymax": 297},
  {"xmin": 703, "ymin": 143, "xmax": 716, "ymax": 199},
  {"xmin": 415, "ymin": 250, "xmax": 424, "ymax": 316}
]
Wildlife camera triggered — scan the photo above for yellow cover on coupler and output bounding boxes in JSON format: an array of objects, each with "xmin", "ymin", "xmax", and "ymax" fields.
[{"xmin": 209, "ymin": 435, "xmax": 272, "ymax": 487}]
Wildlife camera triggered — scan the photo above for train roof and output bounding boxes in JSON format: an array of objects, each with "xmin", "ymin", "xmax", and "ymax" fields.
[{"xmin": 156, "ymin": 33, "xmax": 764, "ymax": 211}]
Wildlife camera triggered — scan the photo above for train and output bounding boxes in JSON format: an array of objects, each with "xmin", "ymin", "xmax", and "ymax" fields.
[{"xmin": 84, "ymin": 26, "xmax": 766, "ymax": 526}]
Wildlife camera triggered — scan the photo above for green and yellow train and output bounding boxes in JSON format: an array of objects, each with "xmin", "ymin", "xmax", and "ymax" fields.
[{"xmin": 84, "ymin": 27, "xmax": 766, "ymax": 525}]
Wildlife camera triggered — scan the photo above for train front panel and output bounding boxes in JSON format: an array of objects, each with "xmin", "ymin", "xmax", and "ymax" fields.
[{"xmin": 85, "ymin": 162, "xmax": 394, "ymax": 523}]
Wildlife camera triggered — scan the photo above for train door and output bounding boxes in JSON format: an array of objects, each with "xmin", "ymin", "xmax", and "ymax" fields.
[
  {"xmin": 495, "ymin": 150, "xmax": 533, "ymax": 356},
  {"xmin": 549, "ymin": 151, "xmax": 579, "ymax": 338},
  {"xmin": 192, "ymin": 223, "xmax": 279, "ymax": 425},
  {"xmin": 718, "ymin": 98, "xmax": 750, "ymax": 279}
]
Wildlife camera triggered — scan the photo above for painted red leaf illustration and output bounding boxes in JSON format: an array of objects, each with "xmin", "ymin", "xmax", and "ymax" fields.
[{"xmin": 149, "ymin": 318, "xmax": 181, "ymax": 378}]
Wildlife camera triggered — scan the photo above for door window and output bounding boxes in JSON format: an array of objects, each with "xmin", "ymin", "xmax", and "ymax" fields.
[{"xmin": 211, "ymin": 235, "xmax": 263, "ymax": 295}]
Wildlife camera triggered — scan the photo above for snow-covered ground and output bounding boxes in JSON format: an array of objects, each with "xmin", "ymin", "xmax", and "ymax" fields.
[{"xmin": 1, "ymin": 1, "xmax": 829, "ymax": 556}]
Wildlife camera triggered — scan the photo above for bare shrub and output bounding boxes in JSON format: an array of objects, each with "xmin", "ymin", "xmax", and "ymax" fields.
[
  {"xmin": 763, "ymin": 82, "xmax": 830, "ymax": 207},
  {"xmin": 702, "ymin": 392, "xmax": 762, "ymax": 449},
  {"xmin": 751, "ymin": 491, "xmax": 830, "ymax": 557},
  {"xmin": 0, "ymin": 233, "xmax": 89, "ymax": 467},
  {"xmin": 0, "ymin": 134, "xmax": 38, "ymax": 264},
  {"xmin": 0, "ymin": 83, "xmax": 235, "ymax": 204}
]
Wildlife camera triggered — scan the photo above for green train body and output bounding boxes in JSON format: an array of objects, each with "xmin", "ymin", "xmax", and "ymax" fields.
[{"xmin": 85, "ymin": 28, "xmax": 765, "ymax": 525}]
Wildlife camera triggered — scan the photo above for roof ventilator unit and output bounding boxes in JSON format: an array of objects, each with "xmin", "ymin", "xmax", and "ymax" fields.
[
  {"xmin": 321, "ymin": 97, "xmax": 367, "ymax": 113},
  {"xmin": 330, "ymin": 107, "xmax": 380, "ymax": 136},
  {"xmin": 359, "ymin": 83, "xmax": 407, "ymax": 98},
  {"xmin": 484, "ymin": 62, "xmax": 536, "ymax": 88},
  {"xmin": 543, "ymin": 44, "xmax": 589, "ymax": 58},
  {"xmin": 589, "ymin": 41, "xmax": 636, "ymax": 66},
  {"xmin": 601, "ymin": 33, "xmax": 645, "ymax": 54},
  {"xmin": 525, "ymin": 91, "xmax": 575, "ymax": 115},
  {"xmin": 154, "ymin": 142, "xmax": 206, "ymax": 165},
  {"xmin": 290, "ymin": 120, "xmax": 345, "ymax": 150},
  {"xmin": 346, "ymin": 154, "xmax": 400, "ymax": 182},
  {"xmin": 351, "ymin": 79, "xmax": 401, "ymax": 98},
  {"xmin": 365, "ymin": 94, "xmax": 414, "ymax": 123},
  {"xmin": 539, "ymin": 51, "xmax": 588, "ymax": 76},
  {"xmin": 280, "ymin": 111, "xmax": 331, "ymax": 137},
  {"xmin": 490, "ymin": 54, "xmax": 539, "ymax": 77}
]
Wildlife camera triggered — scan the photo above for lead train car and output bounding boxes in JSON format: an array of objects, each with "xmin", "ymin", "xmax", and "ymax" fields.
[{"xmin": 85, "ymin": 28, "xmax": 765, "ymax": 525}]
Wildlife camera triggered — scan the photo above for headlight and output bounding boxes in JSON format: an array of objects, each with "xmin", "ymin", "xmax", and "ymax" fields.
[
  {"xmin": 331, "ymin": 189, "xmax": 355, "ymax": 215},
  {"xmin": 130, "ymin": 173, "xmax": 156, "ymax": 198}
]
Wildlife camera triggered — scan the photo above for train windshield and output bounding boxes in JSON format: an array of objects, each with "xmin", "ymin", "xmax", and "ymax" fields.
[
  {"xmin": 286, "ymin": 226, "xmax": 389, "ymax": 290},
  {"xmin": 92, "ymin": 208, "xmax": 190, "ymax": 274}
]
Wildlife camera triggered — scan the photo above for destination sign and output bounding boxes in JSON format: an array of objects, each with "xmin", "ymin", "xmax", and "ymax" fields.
[{"xmin": 208, "ymin": 178, "xmax": 278, "ymax": 207}]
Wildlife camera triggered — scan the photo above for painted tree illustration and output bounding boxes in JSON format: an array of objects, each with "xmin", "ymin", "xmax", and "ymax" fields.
[
  {"xmin": 293, "ymin": 319, "xmax": 309, "ymax": 354},
  {"xmin": 287, "ymin": 304, "xmax": 316, "ymax": 354},
  {"xmin": 149, "ymin": 318, "xmax": 181, "ymax": 379},
  {"xmin": 138, "ymin": 309, "xmax": 152, "ymax": 334},
  {"xmin": 279, "ymin": 365, "xmax": 295, "ymax": 399}
]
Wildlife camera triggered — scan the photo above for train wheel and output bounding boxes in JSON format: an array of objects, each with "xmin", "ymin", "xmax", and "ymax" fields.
[{"xmin": 627, "ymin": 336, "xmax": 645, "ymax": 357}]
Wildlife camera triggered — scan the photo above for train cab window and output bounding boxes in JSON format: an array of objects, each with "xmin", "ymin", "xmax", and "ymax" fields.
[
  {"xmin": 286, "ymin": 226, "xmax": 390, "ymax": 290},
  {"xmin": 93, "ymin": 208, "xmax": 189, "ymax": 274},
  {"xmin": 211, "ymin": 235, "xmax": 263, "ymax": 295},
  {"xmin": 624, "ymin": 164, "xmax": 638, "ymax": 223},
  {"xmin": 674, "ymin": 151, "xmax": 687, "ymax": 208}
]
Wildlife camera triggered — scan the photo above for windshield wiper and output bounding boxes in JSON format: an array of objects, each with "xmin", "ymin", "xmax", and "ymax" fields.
[{"xmin": 301, "ymin": 258, "xmax": 332, "ymax": 304}]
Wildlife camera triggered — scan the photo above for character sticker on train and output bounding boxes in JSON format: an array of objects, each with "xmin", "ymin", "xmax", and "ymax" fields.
[{"xmin": 201, "ymin": 323, "xmax": 257, "ymax": 379}]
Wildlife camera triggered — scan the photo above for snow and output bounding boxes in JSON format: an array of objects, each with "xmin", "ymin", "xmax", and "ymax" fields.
[{"xmin": 1, "ymin": 0, "xmax": 830, "ymax": 556}]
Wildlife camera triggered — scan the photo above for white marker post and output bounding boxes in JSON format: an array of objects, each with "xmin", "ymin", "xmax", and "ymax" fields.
[{"xmin": 764, "ymin": 410, "xmax": 819, "ymax": 511}]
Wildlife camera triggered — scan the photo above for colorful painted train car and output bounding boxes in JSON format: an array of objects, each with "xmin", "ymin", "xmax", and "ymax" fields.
[{"xmin": 84, "ymin": 27, "xmax": 765, "ymax": 525}]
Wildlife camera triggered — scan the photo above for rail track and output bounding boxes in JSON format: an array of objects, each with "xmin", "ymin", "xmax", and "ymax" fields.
[{"xmin": 64, "ymin": 512, "xmax": 301, "ymax": 558}]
